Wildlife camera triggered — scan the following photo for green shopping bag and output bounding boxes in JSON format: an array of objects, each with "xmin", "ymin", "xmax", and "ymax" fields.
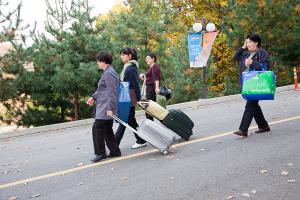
[
  {"xmin": 242, "ymin": 71, "xmax": 276, "ymax": 100},
  {"xmin": 156, "ymin": 94, "xmax": 167, "ymax": 108}
]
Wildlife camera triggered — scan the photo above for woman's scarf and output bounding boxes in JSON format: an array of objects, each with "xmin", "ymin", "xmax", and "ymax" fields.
[{"xmin": 120, "ymin": 60, "xmax": 139, "ymax": 81}]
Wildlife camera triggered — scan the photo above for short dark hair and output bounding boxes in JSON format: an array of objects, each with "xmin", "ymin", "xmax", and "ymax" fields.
[
  {"xmin": 120, "ymin": 47, "xmax": 138, "ymax": 60},
  {"xmin": 96, "ymin": 51, "xmax": 113, "ymax": 64},
  {"xmin": 146, "ymin": 52, "xmax": 157, "ymax": 63},
  {"xmin": 247, "ymin": 33, "xmax": 261, "ymax": 47}
]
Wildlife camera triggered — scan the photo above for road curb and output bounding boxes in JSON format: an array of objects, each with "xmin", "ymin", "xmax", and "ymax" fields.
[{"xmin": 0, "ymin": 85, "xmax": 295, "ymax": 139}]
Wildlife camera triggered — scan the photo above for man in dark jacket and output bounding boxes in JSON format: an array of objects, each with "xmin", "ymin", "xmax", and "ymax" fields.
[
  {"xmin": 233, "ymin": 33, "xmax": 271, "ymax": 137},
  {"xmin": 87, "ymin": 51, "xmax": 121, "ymax": 162}
]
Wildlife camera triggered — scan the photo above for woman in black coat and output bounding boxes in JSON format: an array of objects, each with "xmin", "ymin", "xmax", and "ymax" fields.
[
  {"xmin": 115, "ymin": 47, "xmax": 147, "ymax": 149},
  {"xmin": 233, "ymin": 33, "xmax": 271, "ymax": 137}
]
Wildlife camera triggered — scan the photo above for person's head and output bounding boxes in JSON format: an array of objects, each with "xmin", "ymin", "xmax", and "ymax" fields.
[
  {"xmin": 96, "ymin": 51, "xmax": 113, "ymax": 70},
  {"xmin": 145, "ymin": 52, "xmax": 157, "ymax": 66},
  {"xmin": 246, "ymin": 33, "xmax": 261, "ymax": 51},
  {"xmin": 120, "ymin": 47, "xmax": 138, "ymax": 63}
]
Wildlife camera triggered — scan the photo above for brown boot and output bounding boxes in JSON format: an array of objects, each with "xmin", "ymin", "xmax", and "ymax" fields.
[
  {"xmin": 255, "ymin": 126, "xmax": 270, "ymax": 133},
  {"xmin": 233, "ymin": 130, "xmax": 248, "ymax": 137}
]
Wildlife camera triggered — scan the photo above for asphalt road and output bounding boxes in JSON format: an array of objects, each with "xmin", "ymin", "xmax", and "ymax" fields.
[{"xmin": 1, "ymin": 90, "xmax": 300, "ymax": 200}]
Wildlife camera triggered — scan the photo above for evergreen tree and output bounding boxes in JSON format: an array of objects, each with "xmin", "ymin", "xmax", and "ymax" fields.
[
  {"xmin": 19, "ymin": 0, "xmax": 103, "ymax": 126},
  {"xmin": 223, "ymin": 0, "xmax": 300, "ymax": 68},
  {"xmin": 0, "ymin": 0, "xmax": 34, "ymax": 124}
]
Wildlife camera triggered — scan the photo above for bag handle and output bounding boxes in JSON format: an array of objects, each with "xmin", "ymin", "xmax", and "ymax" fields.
[{"xmin": 111, "ymin": 114, "xmax": 138, "ymax": 134}]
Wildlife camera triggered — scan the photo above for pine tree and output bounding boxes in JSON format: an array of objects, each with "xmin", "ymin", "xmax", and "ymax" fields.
[
  {"xmin": 223, "ymin": 0, "xmax": 300, "ymax": 68},
  {"xmin": 19, "ymin": 0, "xmax": 104, "ymax": 126},
  {"xmin": 0, "ymin": 0, "xmax": 33, "ymax": 124}
]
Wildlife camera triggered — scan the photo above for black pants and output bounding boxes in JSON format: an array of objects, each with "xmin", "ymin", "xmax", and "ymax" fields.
[
  {"xmin": 92, "ymin": 119, "xmax": 121, "ymax": 156},
  {"xmin": 239, "ymin": 100, "xmax": 269, "ymax": 132},
  {"xmin": 115, "ymin": 106, "xmax": 146, "ymax": 145},
  {"xmin": 145, "ymin": 84, "xmax": 156, "ymax": 121}
]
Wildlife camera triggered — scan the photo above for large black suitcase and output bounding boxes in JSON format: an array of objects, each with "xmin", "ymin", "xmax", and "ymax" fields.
[{"xmin": 161, "ymin": 109, "xmax": 194, "ymax": 141}]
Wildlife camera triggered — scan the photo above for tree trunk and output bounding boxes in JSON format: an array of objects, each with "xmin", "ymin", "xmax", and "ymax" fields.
[
  {"xmin": 60, "ymin": 105, "xmax": 65, "ymax": 122},
  {"xmin": 73, "ymin": 93, "xmax": 79, "ymax": 120}
]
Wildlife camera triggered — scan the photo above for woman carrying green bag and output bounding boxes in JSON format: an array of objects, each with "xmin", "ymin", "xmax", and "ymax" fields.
[{"xmin": 233, "ymin": 33, "xmax": 271, "ymax": 137}]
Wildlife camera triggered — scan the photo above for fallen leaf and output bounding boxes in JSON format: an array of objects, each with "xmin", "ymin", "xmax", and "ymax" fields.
[
  {"xmin": 30, "ymin": 194, "xmax": 41, "ymax": 198},
  {"xmin": 111, "ymin": 167, "xmax": 115, "ymax": 170},
  {"xmin": 217, "ymin": 141, "xmax": 222, "ymax": 143},
  {"xmin": 76, "ymin": 182, "xmax": 83, "ymax": 186},
  {"xmin": 252, "ymin": 190, "xmax": 257, "ymax": 194},
  {"xmin": 91, "ymin": 172, "xmax": 97, "ymax": 175},
  {"xmin": 281, "ymin": 171, "xmax": 289, "ymax": 176},
  {"xmin": 287, "ymin": 163, "xmax": 293, "ymax": 166},
  {"xmin": 287, "ymin": 179, "xmax": 296, "ymax": 183},
  {"xmin": 241, "ymin": 193, "xmax": 250, "ymax": 197},
  {"xmin": 148, "ymin": 158, "xmax": 156, "ymax": 161},
  {"xmin": 167, "ymin": 156, "xmax": 174, "ymax": 159},
  {"xmin": 76, "ymin": 147, "xmax": 81, "ymax": 150},
  {"xmin": 3, "ymin": 170, "xmax": 10, "ymax": 174},
  {"xmin": 8, "ymin": 197, "xmax": 18, "ymax": 200},
  {"xmin": 77, "ymin": 163, "xmax": 84, "ymax": 167},
  {"xmin": 200, "ymin": 148, "xmax": 205, "ymax": 151},
  {"xmin": 170, "ymin": 177, "xmax": 175, "ymax": 180},
  {"xmin": 23, "ymin": 182, "xmax": 29, "ymax": 185},
  {"xmin": 121, "ymin": 177, "xmax": 128, "ymax": 180},
  {"xmin": 227, "ymin": 196, "xmax": 234, "ymax": 199},
  {"xmin": 260, "ymin": 170, "xmax": 268, "ymax": 174},
  {"xmin": 17, "ymin": 170, "xmax": 22, "ymax": 172}
]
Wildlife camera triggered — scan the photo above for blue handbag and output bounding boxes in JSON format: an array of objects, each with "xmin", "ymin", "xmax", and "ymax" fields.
[{"xmin": 118, "ymin": 81, "xmax": 132, "ymax": 123}]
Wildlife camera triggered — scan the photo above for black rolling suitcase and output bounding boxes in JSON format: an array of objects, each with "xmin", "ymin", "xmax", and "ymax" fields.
[{"xmin": 161, "ymin": 109, "xmax": 194, "ymax": 141}]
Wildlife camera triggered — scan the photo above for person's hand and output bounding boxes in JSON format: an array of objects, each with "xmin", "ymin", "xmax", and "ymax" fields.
[
  {"xmin": 245, "ymin": 58, "xmax": 253, "ymax": 66},
  {"xmin": 139, "ymin": 73, "xmax": 145, "ymax": 80},
  {"xmin": 107, "ymin": 111, "xmax": 113, "ymax": 117},
  {"xmin": 87, "ymin": 97, "xmax": 94, "ymax": 106},
  {"xmin": 155, "ymin": 87, "xmax": 160, "ymax": 94},
  {"xmin": 242, "ymin": 39, "xmax": 248, "ymax": 49}
]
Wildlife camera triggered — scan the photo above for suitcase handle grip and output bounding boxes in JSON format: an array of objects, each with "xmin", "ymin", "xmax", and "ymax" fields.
[{"xmin": 111, "ymin": 114, "xmax": 138, "ymax": 134}]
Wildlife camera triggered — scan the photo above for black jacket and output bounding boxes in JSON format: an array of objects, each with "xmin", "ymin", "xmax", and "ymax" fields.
[
  {"xmin": 123, "ymin": 64, "xmax": 141, "ymax": 105},
  {"xmin": 234, "ymin": 47, "xmax": 271, "ymax": 71}
]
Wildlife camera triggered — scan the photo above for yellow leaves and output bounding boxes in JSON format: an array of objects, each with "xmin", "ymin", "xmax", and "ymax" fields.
[
  {"xmin": 295, "ymin": 4, "xmax": 300, "ymax": 13},
  {"xmin": 239, "ymin": 19, "xmax": 249, "ymax": 28},
  {"xmin": 257, "ymin": 0, "xmax": 267, "ymax": 8},
  {"xmin": 184, "ymin": 84, "xmax": 194, "ymax": 92},
  {"xmin": 184, "ymin": 68, "xmax": 194, "ymax": 76},
  {"xmin": 236, "ymin": 0, "xmax": 248, "ymax": 5}
]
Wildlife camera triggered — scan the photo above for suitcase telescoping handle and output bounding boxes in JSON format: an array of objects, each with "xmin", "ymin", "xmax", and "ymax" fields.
[{"xmin": 111, "ymin": 114, "xmax": 138, "ymax": 134}]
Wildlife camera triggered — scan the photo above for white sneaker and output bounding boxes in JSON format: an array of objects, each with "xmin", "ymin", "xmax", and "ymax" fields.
[{"xmin": 131, "ymin": 142, "xmax": 147, "ymax": 149}]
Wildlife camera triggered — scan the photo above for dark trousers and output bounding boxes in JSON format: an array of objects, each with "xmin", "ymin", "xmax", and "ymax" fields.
[
  {"xmin": 92, "ymin": 119, "xmax": 121, "ymax": 156},
  {"xmin": 115, "ymin": 106, "xmax": 146, "ymax": 145},
  {"xmin": 145, "ymin": 84, "xmax": 156, "ymax": 121},
  {"xmin": 239, "ymin": 100, "xmax": 269, "ymax": 132}
]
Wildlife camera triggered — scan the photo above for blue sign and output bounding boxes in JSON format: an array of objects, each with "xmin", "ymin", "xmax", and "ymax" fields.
[{"xmin": 188, "ymin": 32, "xmax": 203, "ymax": 68}]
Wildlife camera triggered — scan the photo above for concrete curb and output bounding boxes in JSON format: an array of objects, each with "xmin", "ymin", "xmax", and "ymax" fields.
[{"xmin": 0, "ymin": 85, "xmax": 295, "ymax": 140}]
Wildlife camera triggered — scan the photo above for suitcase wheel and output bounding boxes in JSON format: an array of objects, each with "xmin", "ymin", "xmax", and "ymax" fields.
[{"xmin": 162, "ymin": 150, "xmax": 168, "ymax": 155}]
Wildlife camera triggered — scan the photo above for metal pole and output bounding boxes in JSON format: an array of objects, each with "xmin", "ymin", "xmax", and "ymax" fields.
[{"xmin": 202, "ymin": 66, "xmax": 207, "ymax": 98}]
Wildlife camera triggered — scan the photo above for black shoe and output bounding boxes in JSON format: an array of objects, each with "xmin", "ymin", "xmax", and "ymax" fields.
[
  {"xmin": 233, "ymin": 130, "xmax": 248, "ymax": 137},
  {"xmin": 91, "ymin": 154, "xmax": 107, "ymax": 163},
  {"xmin": 107, "ymin": 152, "xmax": 121, "ymax": 158},
  {"xmin": 255, "ymin": 126, "xmax": 270, "ymax": 133}
]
